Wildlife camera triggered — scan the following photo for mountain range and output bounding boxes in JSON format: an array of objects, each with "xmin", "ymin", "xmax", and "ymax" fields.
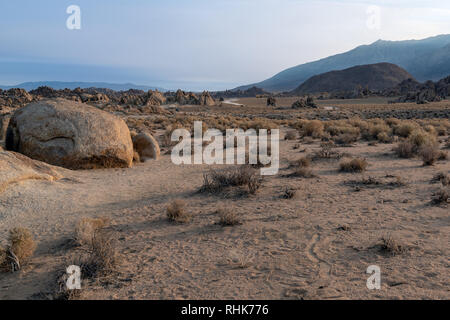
[
  {"xmin": 236, "ymin": 34, "xmax": 450, "ymax": 92},
  {"xmin": 0, "ymin": 81, "xmax": 166, "ymax": 92}
]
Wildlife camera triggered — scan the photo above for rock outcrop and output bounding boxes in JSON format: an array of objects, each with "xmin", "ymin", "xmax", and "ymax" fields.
[
  {"xmin": 199, "ymin": 91, "xmax": 215, "ymax": 106},
  {"xmin": 131, "ymin": 132, "xmax": 160, "ymax": 161},
  {"xmin": 0, "ymin": 150, "xmax": 62, "ymax": 193},
  {"xmin": 6, "ymin": 98, "xmax": 134, "ymax": 169},
  {"xmin": 292, "ymin": 96, "xmax": 317, "ymax": 109}
]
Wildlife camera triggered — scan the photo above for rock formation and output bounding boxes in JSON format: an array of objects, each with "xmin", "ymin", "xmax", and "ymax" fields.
[{"xmin": 6, "ymin": 98, "xmax": 134, "ymax": 169}]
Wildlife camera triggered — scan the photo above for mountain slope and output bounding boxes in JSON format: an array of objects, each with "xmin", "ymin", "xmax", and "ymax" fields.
[
  {"xmin": 0, "ymin": 81, "xmax": 166, "ymax": 92},
  {"xmin": 292, "ymin": 63, "xmax": 414, "ymax": 95},
  {"xmin": 236, "ymin": 34, "xmax": 450, "ymax": 92}
]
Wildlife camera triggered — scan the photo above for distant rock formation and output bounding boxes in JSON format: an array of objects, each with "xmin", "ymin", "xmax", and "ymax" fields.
[
  {"xmin": 0, "ymin": 88, "xmax": 34, "ymax": 108},
  {"xmin": 291, "ymin": 96, "xmax": 317, "ymax": 109},
  {"xmin": 267, "ymin": 96, "xmax": 277, "ymax": 107},
  {"xmin": 390, "ymin": 76, "xmax": 450, "ymax": 104}
]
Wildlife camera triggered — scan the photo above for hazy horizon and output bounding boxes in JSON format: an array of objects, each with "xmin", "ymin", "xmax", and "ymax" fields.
[{"xmin": 1, "ymin": 0, "xmax": 450, "ymax": 91}]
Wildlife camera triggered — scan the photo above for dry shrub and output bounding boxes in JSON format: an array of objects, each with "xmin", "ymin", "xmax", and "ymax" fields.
[
  {"xmin": 289, "ymin": 167, "xmax": 316, "ymax": 178},
  {"xmin": 166, "ymin": 199, "xmax": 191, "ymax": 223},
  {"xmin": 200, "ymin": 166, "xmax": 262, "ymax": 195},
  {"xmin": 364, "ymin": 123, "xmax": 391, "ymax": 141},
  {"xmin": 379, "ymin": 235, "xmax": 407, "ymax": 256},
  {"xmin": 394, "ymin": 141, "xmax": 415, "ymax": 158},
  {"xmin": 334, "ymin": 132, "xmax": 359, "ymax": 145},
  {"xmin": 394, "ymin": 122, "xmax": 419, "ymax": 138},
  {"xmin": 285, "ymin": 130, "xmax": 297, "ymax": 140},
  {"xmin": 377, "ymin": 132, "xmax": 394, "ymax": 143},
  {"xmin": 419, "ymin": 145, "xmax": 441, "ymax": 166},
  {"xmin": 438, "ymin": 151, "xmax": 448, "ymax": 160},
  {"xmin": 408, "ymin": 130, "xmax": 437, "ymax": 149},
  {"xmin": 431, "ymin": 172, "xmax": 450, "ymax": 186},
  {"xmin": 75, "ymin": 217, "xmax": 109, "ymax": 246},
  {"xmin": 73, "ymin": 229, "xmax": 120, "ymax": 281},
  {"xmin": 282, "ymin": 187, "xmax": 297, "ymax": 199},
  {"xmin": 217, "ymin": 209, "xmax": 242, "ymax": 226},
  {"xmin": 301, "ymin": 120, "xmax": 324, "ymax": 138},
  {"xmin": 339, "ymin": 158, "xmax": 368, "ymax": 173},
  {"xmin": 6, "ymin": 228, "xmax": 37, "ymax": 270},
  {"xmin": 290, "ymin": 157, "xmax": 311, "ymax": 168},
  {"xmin": 394, "ymin": 130, "xmax": 438, "ymax": 158},
  {"xmin": 311, "ymin": 144, "xmax": 344, "ymax": 161},
  {"xmin": 432, "ymin": 188, "xmax": 449, "ymax": 205}
]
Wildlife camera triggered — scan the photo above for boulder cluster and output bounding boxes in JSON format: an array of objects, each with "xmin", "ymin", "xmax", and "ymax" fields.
[
  {"xmin": 389, "ymin": 77, "xmax": 450, "ymax": 104},
  {"xmin": 292, "ymin": 96, "xmax": 317, "ymax": 109}
]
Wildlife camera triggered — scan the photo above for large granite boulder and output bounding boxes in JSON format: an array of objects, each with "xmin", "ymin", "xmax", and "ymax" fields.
[
  {"xmin": 6, "ymin": 98, "xmax": 134, "ymax": 169},
  {"xmin": 131, "ymin": 132, "xmax": 160, "ymax": 161}
]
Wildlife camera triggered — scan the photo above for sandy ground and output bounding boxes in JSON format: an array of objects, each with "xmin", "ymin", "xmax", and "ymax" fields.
[{"xmin": 0, "ymin": 130, "xmax": 448, "ymax": 299}]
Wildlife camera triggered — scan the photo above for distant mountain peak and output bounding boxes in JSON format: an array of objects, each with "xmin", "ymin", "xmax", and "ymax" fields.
[{"xmin": 235, "ymin": 34, "xmax": 450, "ymax": 92}]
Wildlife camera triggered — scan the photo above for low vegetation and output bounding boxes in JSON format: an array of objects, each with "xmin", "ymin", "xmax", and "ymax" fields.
[
  {"xmin": 167, "ymin": 199, "xmax": 191, "ymax": 223},
  {"xmin": 1, "ymin": 228, "xmax": 36, "ymax": 272},
  {"xmin": 200, "ymin": 165, "xmax": 262, "ymax": 195},
  {"xmin": 379, "ymin": 235, "xmax": 407, "ymax": 256},
  {"xmin": 339, "ymin": 158, "xmax": 368, "ymax": 173},
  {"xmin": 216, "ymin": 209, "xmax": 242, "ymax": 226}
]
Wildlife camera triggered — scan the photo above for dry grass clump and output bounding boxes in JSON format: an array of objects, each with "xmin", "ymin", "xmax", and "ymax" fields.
[
  {"xmin": 362, "ymin": 123, "xmax": 391, "ymax": 141},
  {"xmin": 284, "ymin": 130, "xmax": 297, "ymax": 140},
  {"xmin": 394, "ymin": 141, "xmax": 415, "ymax": 158},
  {"xmin": 311, "ymin": 144, "xmax": 345, "ymax": 161},
  {"xmin": 84, "ymin": 230, "xmax": 119, "ymax": 277},
  {"xmin": 379, "ymin": 235, "xmax": 407, "ymax": 256},
  {"xmin": 408, "ymin": 129, "xmax": 437, "ymax": 148},
  {"xmin": 432, "ymin": 188, "xmax": 449, "ymax": 205},
  {"xmin": 8, "ymin": 228, "xmax": 36, "ymax": 265},
  {"xmin": 419, "ymin": 145, "xmax": 441, "ymax": 166},
  {"xmin": 290, "ymin": 156, "xmax": 311, "ymax": 168},
  {"xmin": 166, "ymin": 199, "xmax": 191, "ymax": 223},
  {"xmin": 339, "ymin": 158, "xmax": 368, "ymax": 173},
  {"xmin": 346, "ymin": 175, "xmax": 407, "ymax": 190},
  {"xmin": 282, "ymin": 187, "xmax": 297, "ymax": 199},
  {"xmin": 75, "ymin": 217, "xmax": 109, "ymax": 246},
  {"xmin": 394, "ymin": 129, "xmax": 438, "ymax": 159},
  {"xmin": 289, "ymin": 167, "xmax": 316, "ymax": 178},
  {"xmin": 216, "ymin": 209, "xmax": 242, "ymax": 226},
  {"xmin": 376, "ymin": 132, "xmax": 394, "ymax": 143},
  {"xmin": 431, "ymin": 172, "xmax": 450, "ymax": 186},
  {"xmin": 299, "ymin": 120, "xmax": 324, "ymax": 138},
  {"xmin": 200, "ymin": 166, "xmax": 262, "ymax": 195},
  {"xmin": 334, "ymin": 132, "xmax": 359, "ymax": 145},
  {"xmin": 394, "ymin": 122, "xmax": 419, "ymax": 138},
  {"xmin": 0, "ymin": 228, "xmax": 37, "ymax": 272}
]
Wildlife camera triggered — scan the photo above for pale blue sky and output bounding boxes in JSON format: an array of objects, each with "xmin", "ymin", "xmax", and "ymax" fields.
[{"xmin": 1, "ymin": 0, "xmax": 449, "ymax": 90}]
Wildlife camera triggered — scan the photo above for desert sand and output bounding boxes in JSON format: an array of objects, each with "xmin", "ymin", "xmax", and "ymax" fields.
[{"xmin": 0, "ymin": 98, "xmax": 449, "ymax": 300}]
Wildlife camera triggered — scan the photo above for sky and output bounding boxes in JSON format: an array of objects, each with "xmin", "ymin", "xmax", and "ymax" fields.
[{"xmin": 0, "ymin": 0, "xmax": 449, "ymax": 90}]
